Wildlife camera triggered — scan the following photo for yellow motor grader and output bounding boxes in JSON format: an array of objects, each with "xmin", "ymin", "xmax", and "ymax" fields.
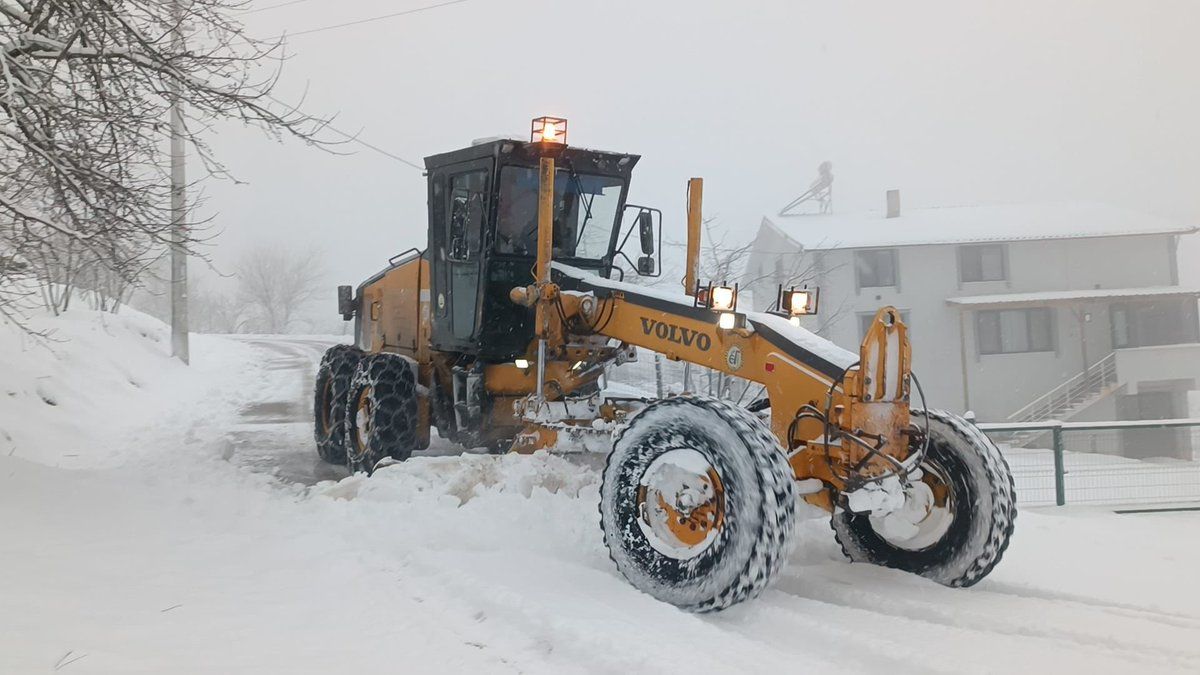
[{"xmin": 314, "ymin": 117, "xmax": 1016, "ymax": 612}]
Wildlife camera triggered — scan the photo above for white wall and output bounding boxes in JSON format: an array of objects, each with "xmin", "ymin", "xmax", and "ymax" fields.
[{"xmin": 758, "ymin": 233, "xmax": 1182, "ymax": 421}]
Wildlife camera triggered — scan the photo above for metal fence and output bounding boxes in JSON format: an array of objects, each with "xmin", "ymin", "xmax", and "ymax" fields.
[{"xmin": 978, "ymin": 419, "xmax": 1200, "ymax": 507}]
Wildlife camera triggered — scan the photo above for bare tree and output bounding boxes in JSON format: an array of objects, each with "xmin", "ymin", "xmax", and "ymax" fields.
[
  {"xmin": 0, "ymin": 0, "xmax": 328, "ymax": 326},
  {"xmin": 188, "ymin": 278, "xmax": 244, "ymax": 333},
  {"xmin": 658, "ymin": 218, "xmax": 850, "ymax": 400},
  {"xmin": 232, "ymin": 244, "xmax": 324, "ymax": 334},
  {"xmin": 742, "ymin": 234, "xmax": 849, "ymax": 337}
]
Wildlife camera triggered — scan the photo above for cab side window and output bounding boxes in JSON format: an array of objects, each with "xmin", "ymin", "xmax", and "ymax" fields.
[{"xmin": 447, "ymin": 170, "xmax": 488, "ymax": 262}]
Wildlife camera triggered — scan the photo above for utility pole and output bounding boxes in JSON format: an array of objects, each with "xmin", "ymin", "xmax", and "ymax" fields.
[{"xmin": 169, "ymin": 1, "xmax": 189, "ymax": 364}]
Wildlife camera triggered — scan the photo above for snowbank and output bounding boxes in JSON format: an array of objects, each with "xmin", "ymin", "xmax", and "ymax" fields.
[{"xmin": 0, "ymin": 306, "xmax": 259, "ymax": 468}]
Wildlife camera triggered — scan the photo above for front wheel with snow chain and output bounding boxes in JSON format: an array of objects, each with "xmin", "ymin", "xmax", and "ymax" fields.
[
  {"xmin": 831, "ymin": 409, "xmax": 1017, "ymax": 587},
  {"xmin": 600, "ymin": 395, "xmax": 797, "ymax": 613},
  {"xmin": 313, "ymin": 344, "xmax": 364, "ymax": 464},
  {"xmin": 344, "ymin": 353, "xmax": 419, "ymax": 474}
]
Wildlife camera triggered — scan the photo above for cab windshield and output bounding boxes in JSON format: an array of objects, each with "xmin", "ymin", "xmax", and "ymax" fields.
[{"xmin": 495, "ymin": 166, "xmax": 623, "ymax": 261}]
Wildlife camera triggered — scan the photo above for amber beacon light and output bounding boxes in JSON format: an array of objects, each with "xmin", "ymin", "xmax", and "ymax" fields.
[{"xmin": 531, "ymin": 116, "xmax": 568, "ymax": 145}]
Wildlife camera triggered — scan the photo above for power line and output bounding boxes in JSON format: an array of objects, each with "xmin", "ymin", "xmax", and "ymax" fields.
[
  {"xmin": 241, "ymin": 0, "xmax": 316, "ymax": 15},
  {"xmin": 263, "ymin": 93, "xmax": 424, "ymax": 170},
  {"xmin": 326, "ymin": 125, "xmax": 425, "ymax": 170},
  {"xmin": 285, "ymin": 0, "xmax": 472, "ymax": 38},
  {"xmin": 246, "ymin": 0, "xmax": 477, "ymax": 167}
]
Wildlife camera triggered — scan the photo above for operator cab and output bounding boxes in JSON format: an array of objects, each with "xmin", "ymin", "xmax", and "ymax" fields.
[{"xmin": 424, "ymin": 138, "xmax": 655, "ymax": 360}]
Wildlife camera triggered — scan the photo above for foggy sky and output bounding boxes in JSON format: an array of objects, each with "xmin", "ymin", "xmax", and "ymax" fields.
[{"xmin": 197, "ymin": 0, "xmax": 1200, "ymax": 298}]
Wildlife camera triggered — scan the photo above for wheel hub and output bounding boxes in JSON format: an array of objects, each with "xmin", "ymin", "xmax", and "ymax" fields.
[
  {"xmin": 867, "ymin": 465, "xmax": 955, "ymax": 550},
  {"xmin": 636, "ymin": 449, "xmax": 725, "ymax": 560},
  {"xmin": 353, "ymin": 386, "xmax": 374, "ymax": 458}
]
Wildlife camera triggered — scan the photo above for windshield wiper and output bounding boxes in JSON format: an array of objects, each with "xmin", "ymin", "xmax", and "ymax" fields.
[{"xmin": 564, "ymin": 161, "xmax": 596, "ymax": 246}]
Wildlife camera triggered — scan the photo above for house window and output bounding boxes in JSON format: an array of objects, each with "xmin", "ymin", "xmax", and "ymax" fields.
[
  {"xmin": 1111, "ymin": 299, "xmax": 1200, "ymax": 348},
  {"xmin": 855, "ymin": 249, "xmax": 898, "ymax": 288},
  {"xmin": 859, "ymin": 311, "xmax": 911, "ymax": 341},
  {"xmin": 959, "ymin": 244, "xmax": 1007, "ymax": 283},
  {"xmin": 976, "ymin": 308, "xmax": 1055, "ymax": 355}
]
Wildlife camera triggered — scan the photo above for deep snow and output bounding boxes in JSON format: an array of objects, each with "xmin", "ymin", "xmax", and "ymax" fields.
[{"xmin": 3, "ymin": 309, "xmax": 1200, "ymax": 673}]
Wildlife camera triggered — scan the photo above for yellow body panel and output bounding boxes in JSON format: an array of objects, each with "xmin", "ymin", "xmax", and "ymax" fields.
[
  {"xmin": 357, "ymin": 256, "xmax": 433, "ymax": 449},
  {"xmin": 684, "ymin": 178, "xmax": 703, "ymax": 295},
  {"xmin": 358, "ymin": 256, "xmax": 431, "ymax": 360}
]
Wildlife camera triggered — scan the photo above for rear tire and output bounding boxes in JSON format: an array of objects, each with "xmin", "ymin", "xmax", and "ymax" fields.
[
  {"xmin": 600, "ymin": 395, "xmax": 797, "ymax": 612},
  {"xmin": 344, "ymin": 353, "xmax": 419, "ymax": 474},
  {"xmin": 831, "ymin": 409, "xmax": 1017, "ymax": 587},
  {"xmin": 313, "ymin": 345, "xmax": 363, "ymax": 464}
]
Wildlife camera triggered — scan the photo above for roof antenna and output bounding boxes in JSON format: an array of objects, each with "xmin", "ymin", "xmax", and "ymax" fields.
[{"xmin": 779, "ymin": 161, "xmax": 833, "ymax": 216}]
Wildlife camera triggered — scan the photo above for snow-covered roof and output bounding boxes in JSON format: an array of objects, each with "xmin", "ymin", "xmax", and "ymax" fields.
[
  {"xmin": 946, "ymin": 286, "xmax": 1200, "ymax": 307},
  {"xmin": 763, "ymin": 202, "xmax": 1198, "ymax": 251}
]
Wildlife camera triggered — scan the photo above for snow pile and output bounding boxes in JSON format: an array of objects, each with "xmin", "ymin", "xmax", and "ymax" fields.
[
  {"xmin": 1, "ymin": 307, "xmax": 176, "ymax": 466},
  {"xmin": 325, "ymin": 451, "xmax": 597, "ymax": 505},
  {"xmin": 0, "ymin": 306, "xmax": 264, "ymax": 469}
]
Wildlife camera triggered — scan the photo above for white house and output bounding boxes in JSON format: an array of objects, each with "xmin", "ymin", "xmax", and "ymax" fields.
[{"xmin": 744, "ymin": 197, "xmax": 1200, "ymax": 451}]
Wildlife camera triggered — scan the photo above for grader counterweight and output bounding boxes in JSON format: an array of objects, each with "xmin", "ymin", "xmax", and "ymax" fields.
[{"xmin": 313, "ymin": 117, "xmax": 1017, "ymax": 611}]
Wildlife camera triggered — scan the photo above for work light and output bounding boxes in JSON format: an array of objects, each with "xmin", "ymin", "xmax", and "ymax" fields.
[
  {"xmin": 780, "ymin": 286, "xmax": 819, "ymax": 317},
  {"xmin": 696, "ymin": 282, "xmax": 738, "ymax": 312},
  {"xmin": 531, "ymin": 116, "xmax": 568, "ymax": 145},
  {"xmin": 711, "ymin": 286, "xmax": 736, "ymax": 312}
]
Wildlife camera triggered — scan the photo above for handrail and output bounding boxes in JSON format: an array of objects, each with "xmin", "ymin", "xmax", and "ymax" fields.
[
  {"xmin": 979, "ymin": 417, "xmax": 1200, "ymax": 433},
  {"xmin": 1006, "ymin": 351, "xmax": 1118, "ymax": 423},
  {"xmin": 388, "ymin": 247, "xmax": 423, "ymax": 267}
]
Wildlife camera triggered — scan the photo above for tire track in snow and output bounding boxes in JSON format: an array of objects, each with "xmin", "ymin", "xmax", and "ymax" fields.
[
  {"xmin": 711, "ymin": 590, "xmax": 961, "ymax": 675},
  {"xmin": 979, "ymin": 580, "xmax": 1200, "ymax": 628},
  {"xmin": 391, "ymin": 548, "xmax": 846, "ymax": 674},
  {"xmin": 223, "ymin": 336, "xmax": 347, "ymax": 485},
  {"xmin": 767, "ymin": 563, "xmax": 1200, "ymax": 673}
]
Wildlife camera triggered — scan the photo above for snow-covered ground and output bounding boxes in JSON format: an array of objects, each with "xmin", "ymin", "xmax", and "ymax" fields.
[{"xmin": 3, "ymin": 309, "xmax": 1200, "ymax": 673}]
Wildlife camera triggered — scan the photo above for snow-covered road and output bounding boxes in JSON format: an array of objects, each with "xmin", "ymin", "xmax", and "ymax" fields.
[
  {"xmin": 3, "ymin": 316, "xmax": 1200, "ymax": 673},
  {"xmin": 222, "ymin": 336, "xmax": 348, "ymax": 486}
]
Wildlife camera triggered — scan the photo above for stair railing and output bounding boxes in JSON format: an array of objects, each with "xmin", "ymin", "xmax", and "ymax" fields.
[{"xmin": 1006, "ymin": 352, "xmax": 1119, "ymax": 424}]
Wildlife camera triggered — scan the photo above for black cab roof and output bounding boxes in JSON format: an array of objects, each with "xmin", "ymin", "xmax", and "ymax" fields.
[{"xmin": 424, "ymin": 139, "xmax": 641, "ymax": 177}]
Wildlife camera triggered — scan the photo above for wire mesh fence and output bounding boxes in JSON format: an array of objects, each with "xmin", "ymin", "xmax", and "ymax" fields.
[{"xmin": 980, "ymin": 420, "xmax": 1200, "ymax": 507}]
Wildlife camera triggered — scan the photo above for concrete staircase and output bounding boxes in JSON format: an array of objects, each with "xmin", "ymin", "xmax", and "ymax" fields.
[{"xmin": 1003, "ymin": 352, "xmax": 1121, "ymax": 447}]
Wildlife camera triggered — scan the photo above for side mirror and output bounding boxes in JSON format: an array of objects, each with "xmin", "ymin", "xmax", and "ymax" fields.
[
  {"xmin": 619, "ymin": 204, "xmax": 662, "ymax": 278},
  {"xmin": 638, "ymin": 211, "xmax": 655, "ymax": 254},
  {"xmin": 337, "ymin": 285, "xmax": 355, "ymax": 320},
  {"xmin": 637, "ymin": 255, "xmax": 656, "ymax": 275}
]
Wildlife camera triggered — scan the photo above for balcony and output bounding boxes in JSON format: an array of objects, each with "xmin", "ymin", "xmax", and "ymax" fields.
[{"xmin": 1114, "ymin": 342, "xmax": 1200, "ymax": 395}]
